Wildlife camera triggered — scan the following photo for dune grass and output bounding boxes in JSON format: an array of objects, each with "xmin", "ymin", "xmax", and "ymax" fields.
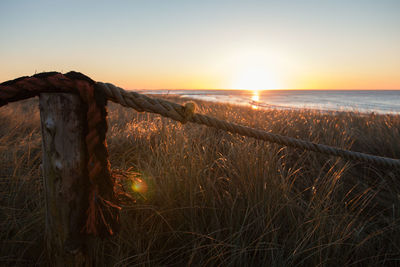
[{"xmin": 0, "ymin": 96, "xmax": 399, "ymax": 266}]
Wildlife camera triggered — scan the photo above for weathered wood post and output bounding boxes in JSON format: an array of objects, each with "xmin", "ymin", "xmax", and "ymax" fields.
[{"xmin": 39, "ymin": 93, "xmax": 91, "ymax": 266}]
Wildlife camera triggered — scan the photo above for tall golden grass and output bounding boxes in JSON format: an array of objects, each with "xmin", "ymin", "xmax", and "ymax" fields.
[{"xmin": 1, "ymin": 96, "xmax": 399, "ymax": 266}]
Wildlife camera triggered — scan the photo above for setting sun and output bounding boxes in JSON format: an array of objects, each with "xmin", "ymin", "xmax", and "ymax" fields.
[{"xmin": 232, "ymin": 67, "xmax": 280, "ymax": 90}]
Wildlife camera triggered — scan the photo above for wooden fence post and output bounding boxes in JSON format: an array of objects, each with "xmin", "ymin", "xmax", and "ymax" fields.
[{"xmin": 39, "ymin": 93, "xmax": 91, "ymax": 266}]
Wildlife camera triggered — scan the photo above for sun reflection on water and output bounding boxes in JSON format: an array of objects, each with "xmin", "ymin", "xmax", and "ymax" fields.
[{"xmin": 251, "ymin": 90, "xmax": 260, "ymax": 109}]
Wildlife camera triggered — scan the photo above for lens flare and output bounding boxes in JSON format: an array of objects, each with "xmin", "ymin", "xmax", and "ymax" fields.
[{"xmin": 131, "ymin": 178, "xmax": 148, "ymax": 194}]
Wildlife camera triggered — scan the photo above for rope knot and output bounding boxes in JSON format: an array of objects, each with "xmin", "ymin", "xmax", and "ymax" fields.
[{"xmin": 181, "ymin": 102, "xmax": 195, "ymax": 124}]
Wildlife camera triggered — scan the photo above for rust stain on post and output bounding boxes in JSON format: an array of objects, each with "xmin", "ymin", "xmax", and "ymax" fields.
[{"xmin": 39, "ymin": 93, "xmax": 91, "ymax": 266}]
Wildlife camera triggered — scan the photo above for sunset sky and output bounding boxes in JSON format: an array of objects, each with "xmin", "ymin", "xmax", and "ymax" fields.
[{"xmin": 1, "ymin": 0, "xmax": 399, "ymax": 90}]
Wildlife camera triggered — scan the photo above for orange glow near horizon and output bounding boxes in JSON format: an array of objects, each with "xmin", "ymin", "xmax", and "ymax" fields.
[
  {"xmin": 2, "ymin": 67, "xmax": 399, "ymax": 90},
  {"xmin": 111, "ymin": 73, "xmax": 400, "ymax": 90},
  {"xmin": 1, "ymin": 43, "xmax": 399, "ymax": 90},
  {"xmin": 1, "ymin": 45, "xmax": 399, "ymax": 90}
]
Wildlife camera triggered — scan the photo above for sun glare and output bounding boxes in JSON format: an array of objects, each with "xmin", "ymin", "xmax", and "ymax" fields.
[{"xmin": 232, "ymin": 67, "xmax": 280, "ymax": 90}]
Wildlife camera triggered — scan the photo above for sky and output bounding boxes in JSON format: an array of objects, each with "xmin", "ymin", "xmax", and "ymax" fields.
[{"xmin": 0, "ymin": 0, "xmax": 399, "ymax": 90}]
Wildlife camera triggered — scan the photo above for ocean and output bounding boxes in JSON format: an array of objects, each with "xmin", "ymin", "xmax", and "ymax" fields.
[{"xmin": 141, "ymin": 90, "xmax": 400, "ymax": 115}]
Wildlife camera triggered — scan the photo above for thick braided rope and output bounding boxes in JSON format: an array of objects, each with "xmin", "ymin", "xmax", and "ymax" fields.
[
  {"xmin": 0, "ymin": 72, "xmax": 120, "ymax": 237},
  {"xmin": 74, "ymin": 75, "xmax": 120, "ymax": 237},
  {"xmin": 97, "ymin": 82, "xmax": 400, "ymax": 169}
]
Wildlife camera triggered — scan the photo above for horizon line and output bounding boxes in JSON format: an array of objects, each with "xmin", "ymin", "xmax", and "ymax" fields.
[{"xmin": 132, "ymin": 88, "xmax": 400, "ymax": 91}]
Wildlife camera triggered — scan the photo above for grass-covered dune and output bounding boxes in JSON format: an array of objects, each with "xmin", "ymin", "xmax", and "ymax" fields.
[{"xmin": 1, "ymin": 96, "xmax": 400, "ymax": 266}]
